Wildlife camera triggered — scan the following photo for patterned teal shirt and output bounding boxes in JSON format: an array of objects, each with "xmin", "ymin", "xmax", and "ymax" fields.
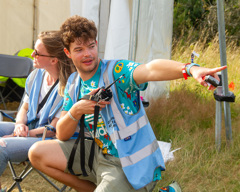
[
  {"xmin": 62, "ymin": 60, "xmax": 147, "ymax": 156},
  {"xmin": 62, "ymin": 60, "xmax": 161, "ymax": 180}
]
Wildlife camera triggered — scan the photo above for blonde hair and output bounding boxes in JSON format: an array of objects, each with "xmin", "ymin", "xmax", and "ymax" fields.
[{"xmin": 38, "ymin": 31, "xmax": 76, "ymax": 96}]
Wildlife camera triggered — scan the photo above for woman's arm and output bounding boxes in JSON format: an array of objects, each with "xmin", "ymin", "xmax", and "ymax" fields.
[
  {"xmin": 13, "ymin": 102, "xmax": 29, "ymax": 137},
  {"xmin": 28, "ymin": 117, "xmax": 59, "ymax": 138},
  {"xmin": 15, "ymin": 102, "xmax": 28, "ymax": 125}
]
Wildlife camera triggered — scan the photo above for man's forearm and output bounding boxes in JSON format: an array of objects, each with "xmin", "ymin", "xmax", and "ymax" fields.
[
  {"xmin": 56, "ymin": 110, "xmax": 79, "ymax": 141},
  {"xmin": 133, "ymin": 59, "xmax": 183, "ymax": 85}
]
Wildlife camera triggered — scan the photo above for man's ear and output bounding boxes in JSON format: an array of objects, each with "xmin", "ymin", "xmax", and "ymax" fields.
[{"xmin": 64, "ymin": 48, "xmax": 71, "ymax": 58}]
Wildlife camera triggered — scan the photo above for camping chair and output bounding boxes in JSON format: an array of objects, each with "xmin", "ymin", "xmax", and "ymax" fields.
[
  {"xmin": 0, "ymin": 54, "xmax": 33, "ymax": 110},
  {"xmin": 7, "ymin": 161, "xmax": 70, "ymax": 192},
  {"xmin": 14, "ymin": 48, "xmax": 34, "ymax": 60},
  {"xmin": 1, "ymin": 95, "xmax": 71, "ymax": 191},
  {"xmin": 5, "ymin": 125, "xmax": 72, "ymax": 192}
]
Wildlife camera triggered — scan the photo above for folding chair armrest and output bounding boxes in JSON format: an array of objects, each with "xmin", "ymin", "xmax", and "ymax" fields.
[
  {"xmin": 0, "ymin": 110, "xmax": 17, "ymax": 122},
  {"xmin": 42, "ymin": 125, "xmax": 56, "ymax": 140}
]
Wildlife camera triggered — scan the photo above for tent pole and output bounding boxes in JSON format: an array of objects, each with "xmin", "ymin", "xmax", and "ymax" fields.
[
  {"xmin": 216, "ymin": 0, "xmax": 232, "ymax": 147},
  {"xmin": 129, "ymin": 0, "xmax": 140, "ymax": 62},
  {"xmin": 32, "ymin": 0, "xmax": 38, "ymax": 48}
]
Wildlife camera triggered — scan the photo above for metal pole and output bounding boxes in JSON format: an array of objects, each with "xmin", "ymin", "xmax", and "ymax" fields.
[
  {"xmin": 216, "ymin": 0, "xmax": 232, "ymax": 146},
  {"xmin": 129, "ymin": 0, "xmax": 140, "ymax": 61},
  {"xmin": 215, "ymin": 97, "xmax": 222, "ymax": 151},
  {"xmin": 33, "ymin": 0, "xmax": 38, "ymax": 48}
]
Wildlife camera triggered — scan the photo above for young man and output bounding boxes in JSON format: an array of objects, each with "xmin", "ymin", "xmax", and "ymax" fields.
[{"xmin": 29, "ymin": 15, "xmax": 226, "ymax": 192}]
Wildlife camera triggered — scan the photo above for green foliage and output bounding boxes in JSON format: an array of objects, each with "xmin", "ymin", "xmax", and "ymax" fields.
[
  {"xmin": 173, "ymin": 0, "xmax": 211, "ymax": 40},
  {"xmin": 173, "ymin": 0, "xmax": 240, "ymax": 46},
  {"xmin": 174, "ymin": 0, "xmax": 204, "ymax": 30}
]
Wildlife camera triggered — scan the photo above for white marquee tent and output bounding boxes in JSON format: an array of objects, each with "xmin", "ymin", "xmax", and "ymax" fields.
[{"xmin": 0, "ymin": 0, "xmax": 174, "ymax": 100}]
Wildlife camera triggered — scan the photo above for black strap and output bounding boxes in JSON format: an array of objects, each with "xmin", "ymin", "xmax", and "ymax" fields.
[
  {"xmin": 67, "ymin": 101, "xmax": 100, "ymax": 176},
  {"xmin": 67, "ymin": 119, "xmax": 81, "ymax": 176},
  {"xmin": 80, "ymin": 114, "xmax": 88, "ymax": 176},
  {"xmin": 88, "ymin": 105, "xmax": 100, "ymax": 170},
  {"xmin": 37, "ymin": 79, "xmax": 59, "ymax": 114}
]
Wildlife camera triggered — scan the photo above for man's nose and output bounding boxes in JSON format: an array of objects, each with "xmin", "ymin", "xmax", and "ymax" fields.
[{"xmin": 84, "ymin": 49, "xmax": 91, "ymax": 57}]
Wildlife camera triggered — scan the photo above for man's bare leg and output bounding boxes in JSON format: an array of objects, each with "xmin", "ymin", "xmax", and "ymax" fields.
[{"xmin": 28, "ymin": 140, "xmax": 96, "ymax": 192}]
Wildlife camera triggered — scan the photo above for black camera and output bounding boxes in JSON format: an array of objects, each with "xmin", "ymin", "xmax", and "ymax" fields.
[
  {"xmin": 90, "ymin": 74, "xmax": 125, "ymax": 102},
  {"xmin": 93, "ymin": 87, "xmax": 113, "ymax": 101},
  {"xmin": 204, "ymin": 75, "xmax": 220, "ymax": 87}
]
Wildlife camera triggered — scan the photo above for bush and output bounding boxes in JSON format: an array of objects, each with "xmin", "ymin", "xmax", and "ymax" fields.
[{"xmin": 173, "ymin": 0, "xmax": 240, "ymax": 46}]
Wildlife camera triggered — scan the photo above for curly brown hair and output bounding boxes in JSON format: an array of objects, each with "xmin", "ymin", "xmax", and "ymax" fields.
[
  {"xmin": 60, "ymin": 15, "xmax": 97, "ymax": 51},
  {"xmin": 38, "ymin": 31, "xmax": 76, "ymax": 96}
]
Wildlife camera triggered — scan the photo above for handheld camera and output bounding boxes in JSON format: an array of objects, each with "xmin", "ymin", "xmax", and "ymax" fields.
[
  {"xmin": 93, "ymin": 74, "xmax": 125, "ymax": 102},
  {"xmin": 203, "ymin": 75, "xmax": 220, "ymax": 87}
]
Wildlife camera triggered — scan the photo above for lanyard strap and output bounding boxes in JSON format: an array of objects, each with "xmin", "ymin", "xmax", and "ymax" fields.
[
  {"xmin": 67, "ymin": 103, "xmax": 100, "ymax": 177},
  {"xmin": 37, "ymin": 79, "xmax": 59, "ymax": 114}
]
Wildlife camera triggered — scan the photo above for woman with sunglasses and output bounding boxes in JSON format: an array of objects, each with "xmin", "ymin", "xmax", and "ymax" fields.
[{"xmin": 0, "ymin": 31, "xmax": 75, "ymax": 191}]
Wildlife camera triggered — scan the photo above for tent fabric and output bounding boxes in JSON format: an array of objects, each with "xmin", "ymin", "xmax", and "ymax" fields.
[
  {"xmin": 0, "ymin": 0, "xmax": 34, "ymax": 55},
  {"xmin": 104, "ymin": 0, "xmax": 131, "ymax": 60},
  {"xmin": 136, "ymin": 0, "xmax": 174, "ymax": 100},
  {"xmin": 70, "ymin": 0, "xmax": 173, "ymax": 100},
  {"xmin": 0, "ymin": 0, "xmax": 70, "ymax": 55},
  {"xmin": 1, "ymin": 0, "xmax": 173, "ymax": 99}
]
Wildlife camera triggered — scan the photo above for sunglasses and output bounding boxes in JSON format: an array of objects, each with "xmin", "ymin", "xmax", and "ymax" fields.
[{"xmin": 33, "ymin": 49, "xmax": 54, "ymax": 58}]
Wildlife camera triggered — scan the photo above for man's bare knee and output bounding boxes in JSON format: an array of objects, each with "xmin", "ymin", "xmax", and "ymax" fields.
[
  {"xmin": 29, "ymin": 140, "xmax": 67, "ymax": 172},
  {"xmin": 28, "ymin": 141, "xmax": 44, "ymax": 168}
]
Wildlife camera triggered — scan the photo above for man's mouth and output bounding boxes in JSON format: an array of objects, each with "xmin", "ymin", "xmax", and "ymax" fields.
[{"xmin": 82, "ymin": 58, "xmax": 94, "ymax": 65}]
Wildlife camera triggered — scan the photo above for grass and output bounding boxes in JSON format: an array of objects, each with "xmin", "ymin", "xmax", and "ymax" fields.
[
  {"xmin": 151, "ymin": 37, "xmax": 240, "ymax": 191},
  {"xmin": 150, "ymin": 89, "xmax": 240, "ymax": 192},
  {"xmin": 1, "ymin": 37, "xmax": 240, "ymax": 191}
]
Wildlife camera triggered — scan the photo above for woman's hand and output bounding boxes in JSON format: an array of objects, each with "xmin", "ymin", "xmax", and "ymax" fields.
[
  {"xmin": 2, "ymin": 134, "xmax": 15, "ymax": 138},
  {"xmin": 190, "ymin": 65, "xmax": 227, "ymax": 90},
  {"xmin": 13, "ymin": 123, "xmax": 29, "ymax": 137}
]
